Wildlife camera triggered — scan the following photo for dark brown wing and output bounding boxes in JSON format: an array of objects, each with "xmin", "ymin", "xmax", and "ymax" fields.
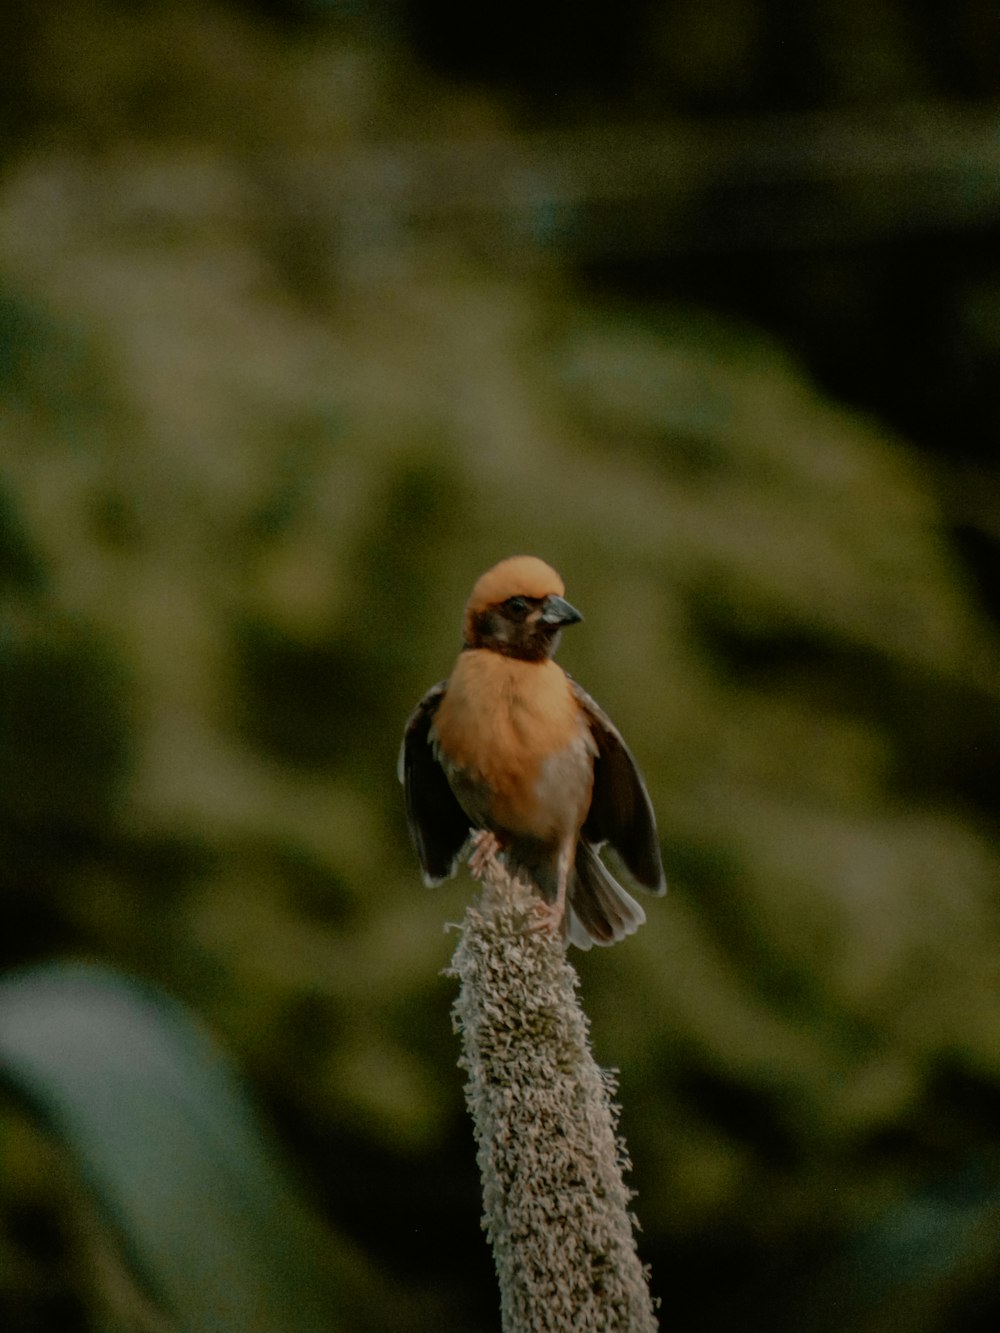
[
  {"xmin": 398, "ymin": 682, "xmax": 471, "ymax": 885},
  {"xmin": 570, "ymin": 679, "xmax": 666, "ymax": 894}
]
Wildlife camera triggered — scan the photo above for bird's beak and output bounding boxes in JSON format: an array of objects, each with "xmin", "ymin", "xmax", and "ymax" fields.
[{"xmin": 540, "ymin": 595, "xmax": 583, "ymax": 627}]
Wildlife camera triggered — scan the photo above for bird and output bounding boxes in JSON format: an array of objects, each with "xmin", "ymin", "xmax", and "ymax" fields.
[{"xmin": 398, "ymin": 556, "xmax": 665, "ymax": 948}]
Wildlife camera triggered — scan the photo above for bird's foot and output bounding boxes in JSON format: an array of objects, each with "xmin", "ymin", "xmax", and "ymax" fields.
[
  {"xmin": 468, "ymin": 830, "xmax": 502, "ymax": 880},
  {"xmin": 526, "ymin": 898, "xmax": 565, "ymax": 937}
]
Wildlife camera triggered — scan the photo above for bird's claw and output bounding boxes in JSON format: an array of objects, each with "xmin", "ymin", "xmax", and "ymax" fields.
[
  {"xmin": 526, "ymin": 898, "xmax": 565, "ymax": 936},
  {"xmin": 468, "ymin": 830, "xmax": 502, "ymax": 879}
]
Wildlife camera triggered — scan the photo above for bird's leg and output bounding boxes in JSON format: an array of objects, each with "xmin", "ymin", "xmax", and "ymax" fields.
[
  {"xmin": 468, "ymin": 829, "xmax": 502, "ymax": 879},
  {"xmin": 528, "ymin": 843, "xmax": 571, "ymax": 937}
]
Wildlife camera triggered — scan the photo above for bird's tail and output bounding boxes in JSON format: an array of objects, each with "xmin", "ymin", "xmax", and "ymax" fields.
[{"xmin": 566, "ymin": 842, "xmax": 645, "ymax": 951}]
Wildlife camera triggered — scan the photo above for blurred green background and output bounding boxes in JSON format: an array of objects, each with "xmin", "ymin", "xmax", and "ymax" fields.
[{"xmin": 2, "ymin": 2, "xmax": 1000, "ymax": 1329}]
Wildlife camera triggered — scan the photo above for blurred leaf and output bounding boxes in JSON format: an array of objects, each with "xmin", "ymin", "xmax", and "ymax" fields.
[{"xmin": 0, "ymin": 963, "xmax": 370, "ymax": 1333}]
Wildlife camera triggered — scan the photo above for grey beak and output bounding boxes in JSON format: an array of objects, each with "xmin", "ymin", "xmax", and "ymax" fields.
[{"xmin": 541, "ymin": 595, "xmax": 583, "ymax": 627}]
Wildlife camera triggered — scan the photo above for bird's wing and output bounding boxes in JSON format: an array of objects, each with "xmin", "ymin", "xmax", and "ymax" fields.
[
  {"xmin": 398, "ymin": 682, "xmax": 471, "ymax": 885},
  {"xmin": 570, "ymin": 679, "xmax": 666, "ymax": 894}
]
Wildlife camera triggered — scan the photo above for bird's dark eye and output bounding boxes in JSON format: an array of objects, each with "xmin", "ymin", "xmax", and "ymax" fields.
[{"xmin": 503, "ymin": 596, "xmax": 531, "ymax": 618}]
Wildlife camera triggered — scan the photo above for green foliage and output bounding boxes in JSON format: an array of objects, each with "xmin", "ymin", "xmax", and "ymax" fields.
[
  {"xmin": 0, "ymin": 624, "xmax": 131, "ymax": 832},
  {"xmin": 0, "ymin": 964, "xmax": 375, "ymax": 1333},
  {"xmin": 1, "ymin": 5, "xmax": 1000, "ymax": 1331}
]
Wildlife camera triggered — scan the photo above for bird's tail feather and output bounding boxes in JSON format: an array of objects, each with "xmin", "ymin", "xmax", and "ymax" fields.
[{"xmin": 566, "ymin": 842, "xmax": 645, "ymax": 951}]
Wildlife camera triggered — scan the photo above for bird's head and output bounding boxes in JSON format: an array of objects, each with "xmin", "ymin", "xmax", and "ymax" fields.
[{"xmin": 462, "ymin": 556, "xmax": 583, "ymax": 661}]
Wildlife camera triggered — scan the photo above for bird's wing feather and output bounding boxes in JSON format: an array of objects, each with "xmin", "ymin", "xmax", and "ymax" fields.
[
  {"xmin": 570, "ymin": 679, "xmax": 666, "ymax": 894},
  {"xmin": 399, "ymin": 682, "xmax": 471, "ymax": 885}
]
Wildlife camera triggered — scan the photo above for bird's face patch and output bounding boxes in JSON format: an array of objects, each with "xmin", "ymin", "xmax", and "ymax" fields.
[{"xmin": 469, "ymin": 592, "xmax": 582, "ymax": 661}]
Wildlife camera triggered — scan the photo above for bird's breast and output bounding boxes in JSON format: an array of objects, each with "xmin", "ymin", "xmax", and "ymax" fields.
[{"xmin": 431, "ymin": 651, "xmax": 594, "ymax": 841}]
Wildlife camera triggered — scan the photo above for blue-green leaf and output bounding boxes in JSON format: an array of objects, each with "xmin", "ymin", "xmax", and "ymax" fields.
[{"xmin": 0, "ymin": 963, "xmax": 365, "ymax": 1333}]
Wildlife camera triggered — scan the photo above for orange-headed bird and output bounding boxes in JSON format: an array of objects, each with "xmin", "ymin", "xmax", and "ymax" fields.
[{"xmin": 399, "ymin": 556, "xmax": 665, "ymax": 948}]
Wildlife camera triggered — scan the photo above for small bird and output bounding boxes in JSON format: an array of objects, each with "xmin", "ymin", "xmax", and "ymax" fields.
[{"xmin": 398, "ymin": 556, "xmax": 665, "ymax": 948}]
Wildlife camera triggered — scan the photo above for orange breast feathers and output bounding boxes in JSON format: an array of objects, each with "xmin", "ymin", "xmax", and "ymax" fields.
[{"xmin": 431, "ymin": 650, "xmax": 595, "ymax": 841}]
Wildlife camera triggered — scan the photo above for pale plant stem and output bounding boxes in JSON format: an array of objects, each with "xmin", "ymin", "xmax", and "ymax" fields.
[{"xmin": 449, "ymin": 858, "xmax": 659, "ymax": 1333}]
